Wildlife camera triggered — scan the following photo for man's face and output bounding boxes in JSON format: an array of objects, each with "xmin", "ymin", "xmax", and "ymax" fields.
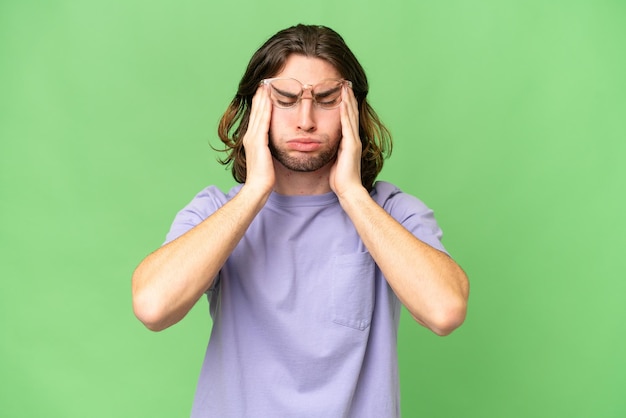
[{"xmin": 267, "ymin": 54, "xmax": 343, "ymax": 173}]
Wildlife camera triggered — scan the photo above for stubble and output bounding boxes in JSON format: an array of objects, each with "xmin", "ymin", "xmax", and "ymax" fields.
[{"xmin": 268, "ymin": 132, "xmax": 341, "ymax": 172}]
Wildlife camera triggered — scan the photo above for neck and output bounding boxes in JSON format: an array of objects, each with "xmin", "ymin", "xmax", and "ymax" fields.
[{"xmin": 272, "ymin": 159, "xmax": 333, "ymax": 196}]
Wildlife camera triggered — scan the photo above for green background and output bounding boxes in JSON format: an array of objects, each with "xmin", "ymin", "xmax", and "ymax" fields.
[{"xmin": 1, "ymin": 1, "xmax": 625, "ymax": 417}]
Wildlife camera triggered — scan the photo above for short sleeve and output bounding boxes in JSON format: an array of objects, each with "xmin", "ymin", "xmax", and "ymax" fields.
[
  {"xmin": 371, "ymin": 181, "xmax": 448, "ymax": 255},
  {"xmin": 163, "ymin": 185, "xmax": 238, "ymax": 245}
]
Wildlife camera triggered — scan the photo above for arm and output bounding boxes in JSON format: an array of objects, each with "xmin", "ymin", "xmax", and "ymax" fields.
[
  {"xmin": 132, "ymin": 86, "xmax": 275, "ymax": 331},
  {"xmin": 336, "ymin": 189, "xmax": 469, "ymax": 336},
  {"xmin": 330, "ymin": 86, "xmax": 469, "ymax": 336}
]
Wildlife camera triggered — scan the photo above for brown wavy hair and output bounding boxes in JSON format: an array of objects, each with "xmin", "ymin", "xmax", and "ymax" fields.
[{"xmin": 217, "ymin": 24, "xmax": 392, "ymax": 191}]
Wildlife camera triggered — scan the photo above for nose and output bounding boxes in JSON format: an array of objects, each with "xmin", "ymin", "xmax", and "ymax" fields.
[{"xmin": 296, "ymin": 96, "xmax": 316, "ymax": 132}]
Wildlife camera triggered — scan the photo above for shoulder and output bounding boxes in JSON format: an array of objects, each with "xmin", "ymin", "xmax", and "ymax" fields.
[
  {"xmin": 371, "ymin": 181, "xmax": 432, "ymax": 217},
  {"xmin": 187, "ymin": 184, "xmax": 242, "ymax": 210},
  {"xmin": 164, "ymin": 184, "xmax": 242, "ymax": 244},
  {"xmin": 173, "ymin": 184, "xmax": 242, "ymax": 219},
  {"xmin": 371, "ymin": 181, "xmax": 447, "ymax": 253}
]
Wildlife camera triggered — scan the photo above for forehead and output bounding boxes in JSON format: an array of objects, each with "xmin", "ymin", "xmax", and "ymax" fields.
[{"xmin": 273, "ymin": 54, "xmax": 341, "ymax": 84}]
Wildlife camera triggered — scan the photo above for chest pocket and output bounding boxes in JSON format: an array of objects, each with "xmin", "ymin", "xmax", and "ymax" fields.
[{"xmin": 331, "ymin": 252, "xmax": 376, "ymax": 331}]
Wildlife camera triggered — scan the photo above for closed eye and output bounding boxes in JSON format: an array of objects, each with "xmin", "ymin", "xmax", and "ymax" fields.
[
  {"xmin": 272, "ymin": 86, "xmax": 300, "ymax": 99},
  {"xmin": 313, "ymin": 86, "xmax": 341, "ymax": 100}
]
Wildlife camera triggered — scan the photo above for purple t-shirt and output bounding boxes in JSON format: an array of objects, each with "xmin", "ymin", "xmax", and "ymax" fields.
[{"xmin": 165, "ymin": 181, "xmax": 447, "ymax": 417}]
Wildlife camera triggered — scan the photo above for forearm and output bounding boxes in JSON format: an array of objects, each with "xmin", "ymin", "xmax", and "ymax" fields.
[
  {"xmin": 337, "ymin": 187, "xmax": 469, "ymax": 336},
  {"xmin": 132, "ymin": 184, "xmax": 270, "ymax": 331}
]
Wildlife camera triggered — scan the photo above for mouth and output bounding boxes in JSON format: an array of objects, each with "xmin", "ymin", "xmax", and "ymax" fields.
[{"xmin": 286, "ymin": 138, "xmax": 322, "ymax": 152}]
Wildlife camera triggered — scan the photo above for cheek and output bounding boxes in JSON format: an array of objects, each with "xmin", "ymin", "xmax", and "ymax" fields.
[
  {"xmin": 268, "ymin": 108, "xmax": 342, "ymax": 136},
  {"xmin": 317, "ymin": 110, "xmax": 341, "ymax": 130},
  {"xmin": 267, "ymin": 115, "xmax": 280, "ymax": 141},
  {"xmin": 268, "ymin": 110, "xmax": 291, "ymax": 134},
  {"xmin": 329, "ymin": 113, "xmax": 343, "ymax": 137}
]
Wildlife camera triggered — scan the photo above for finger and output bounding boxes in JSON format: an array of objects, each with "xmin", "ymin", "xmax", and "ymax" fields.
[
  {"xmin": 245, "ymin": 85, "xmax": 272, "ymax": 144},
  {"xmin": 261, "ymin": 87, "xmax": 273, "ymax": 129},
  {"xmin": 249, "ymin": 86, "xmax": 269, "ymax": 130},
  {"xmin": 344, "ymin": 85, "xmax": 359, "ymax": 130},
  {"xmin": 341, "ymin": 84, "xmax": 360, "ymax": 141}
]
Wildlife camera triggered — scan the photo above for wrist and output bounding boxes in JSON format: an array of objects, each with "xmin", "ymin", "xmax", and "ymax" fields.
[
  {"xmin": 239, "ymin": 181, "xmax": 273, "ymax": 209},
  {"xmin": 335, "ymin": 184, "xmax": 369, "ymax": 208}
]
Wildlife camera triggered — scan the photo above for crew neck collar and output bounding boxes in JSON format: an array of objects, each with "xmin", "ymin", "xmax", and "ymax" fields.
[{"xmin": 267, "ymin": 190, "xmax": 339, "ymax": 207}]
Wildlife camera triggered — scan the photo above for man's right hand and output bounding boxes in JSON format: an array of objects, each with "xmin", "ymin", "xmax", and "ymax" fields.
[
  {"xmin": 241, "ymin": 84, "xmax": 275, "ymax": 197},
  {"xmin": 132, "ymin": 85, "xmax": 277, "ymax": 332}
]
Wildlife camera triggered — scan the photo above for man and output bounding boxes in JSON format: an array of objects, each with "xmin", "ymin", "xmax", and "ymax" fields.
[{"xmin": 132, "ymin": 24, "xmax": 469, "ymax": 417}]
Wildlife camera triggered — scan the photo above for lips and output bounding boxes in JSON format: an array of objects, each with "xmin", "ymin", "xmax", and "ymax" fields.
[{"xmin": 286, "ymin": 138, "xmax": 322, "ymax": 152}]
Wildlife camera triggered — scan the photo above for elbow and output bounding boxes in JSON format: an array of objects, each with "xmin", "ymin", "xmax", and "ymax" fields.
[
  {"xmin": 430, "ymin": 269, "xmax": 470, "ymax": 336},
  {"xmin": 132, "ymin": 291, "xmax": 170, "ymax": 332},
  {"xmin": 431, "ymin": 313, "xmax": 466, "ymax": 337},
  {"xmin": 419, "ymin": 298, "xmax": 468, "ymax": 337},
  {"xmin": 132, "ymin": 271, "xmax": 171, "ymax": 332}
]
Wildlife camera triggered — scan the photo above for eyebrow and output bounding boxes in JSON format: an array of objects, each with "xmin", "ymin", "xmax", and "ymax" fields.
[
  {"xmin": 271, "ymin": 85, "xmax": 299, "ymax": 98},
  {"xmin": 313, "ymin": 85, "xmax": 341, "ymax": 98}
]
